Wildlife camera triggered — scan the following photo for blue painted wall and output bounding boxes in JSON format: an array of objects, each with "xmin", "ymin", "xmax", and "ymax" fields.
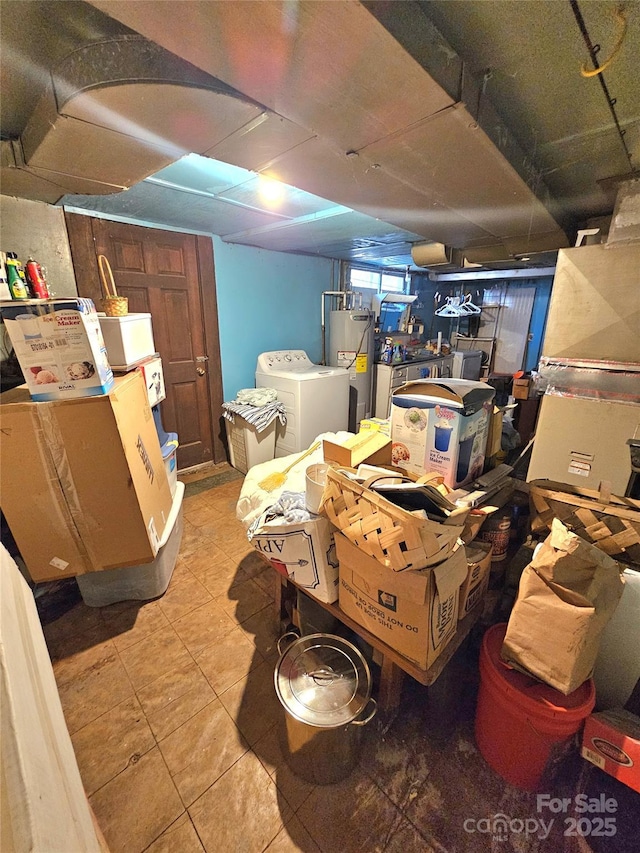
[
  {"xmin": 212, "ymin": 238, "xmax": 336, "ymax": 398},
  {"xmin": 525, "ymin": 277, "xmax": 553, "ymax": 372}
]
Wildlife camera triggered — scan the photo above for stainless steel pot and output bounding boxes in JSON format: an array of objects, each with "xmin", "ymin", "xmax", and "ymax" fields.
[{"xmin": 274, "ymin": 632, "xmax": 377, "ymax": 785}]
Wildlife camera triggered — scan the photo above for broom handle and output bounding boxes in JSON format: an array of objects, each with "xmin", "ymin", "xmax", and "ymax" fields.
[
  {"xmin": 282, "ymin": 441, "xmax": 321, "ymax": 474},
  {"xmin": 97, "ymin": 254, "xmax": 118, "ymax": 298}
]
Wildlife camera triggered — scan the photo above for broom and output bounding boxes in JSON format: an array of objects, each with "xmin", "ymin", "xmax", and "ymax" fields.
[{"xmin": 258, "ymin": 441, "xmax": 321, "ymax": 493}]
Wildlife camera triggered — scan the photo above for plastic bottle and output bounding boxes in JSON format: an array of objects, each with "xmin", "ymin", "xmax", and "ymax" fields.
[
  {"xmin": 5, "ymin": 253, "xmax": 29, "ymax": 300},
  {"xmin": 25, "ymin": 258, "xmax": 49, "ymax": 298}
]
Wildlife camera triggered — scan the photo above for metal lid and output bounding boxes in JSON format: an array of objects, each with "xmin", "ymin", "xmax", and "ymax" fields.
[{"xmin": 275, "ymin": 634, "xmax": 372, "ymax": 728}]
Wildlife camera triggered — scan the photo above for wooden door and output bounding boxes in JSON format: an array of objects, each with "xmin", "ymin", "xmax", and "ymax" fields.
[{"xmin": 65, "ymin": 213, "xmax": 225, "ymax": 469}]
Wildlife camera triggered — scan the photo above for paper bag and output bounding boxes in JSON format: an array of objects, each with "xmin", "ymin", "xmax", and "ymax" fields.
[{"xmin": 501, "ymin": 519, "xmax": 625, "ymax": 695}]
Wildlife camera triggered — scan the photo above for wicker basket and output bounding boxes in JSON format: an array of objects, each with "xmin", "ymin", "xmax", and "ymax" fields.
[
  {"xmin": 97, "ymin": 254, "xmax": 128, "ymax": 317},
  {"xmin": 322, "ymin": 467, "xmax": 466, "ymax": 571},
  {"xmin": 529, "ymin": 479, "xmax": 640, "ymax": 565}
]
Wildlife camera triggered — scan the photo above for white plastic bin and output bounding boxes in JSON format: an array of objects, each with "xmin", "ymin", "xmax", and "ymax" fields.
[
  {"xmin": 225, "ymin": 416, "xmax": 276, "ymax": 474},
  {"xmin": 162, "ymin": 439, "xmax": 178, "ymax": 497},
  {"xmin": 76, "ymin": 481, "xmax": 184, "ymax": 606},
  {"xmin": 98, "ymin": 313, "xmax": 155, "ymax": 368}
]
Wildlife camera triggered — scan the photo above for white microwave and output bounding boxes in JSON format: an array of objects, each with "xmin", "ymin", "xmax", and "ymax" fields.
[{"xmin": 452, "ymin": 350, "xmax": 483, "ymax": 380}]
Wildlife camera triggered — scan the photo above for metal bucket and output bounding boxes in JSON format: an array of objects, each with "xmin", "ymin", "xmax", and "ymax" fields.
[{"xmin": 274, "ymin": 632, "xmax": 377, "ymax": 785}]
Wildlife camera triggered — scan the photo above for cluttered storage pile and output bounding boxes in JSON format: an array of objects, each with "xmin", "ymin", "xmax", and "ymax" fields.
[
  {"xmin": 235, "ymin": 374, "xmax": 636, "ymax": 794},
  {"xmin": 0, "ymin": 289, "xmax": 182, "ymax": 605}
]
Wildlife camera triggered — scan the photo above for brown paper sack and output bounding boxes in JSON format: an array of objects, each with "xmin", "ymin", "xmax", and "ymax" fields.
[{"xmin": 501, "ymin": 518, "xmax": 625, "ymax": 695}]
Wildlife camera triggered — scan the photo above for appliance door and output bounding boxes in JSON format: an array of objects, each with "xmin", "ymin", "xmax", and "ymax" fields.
[{"xmin": 452, "ymin": 350, "xmax": 482, "ymax": 380}]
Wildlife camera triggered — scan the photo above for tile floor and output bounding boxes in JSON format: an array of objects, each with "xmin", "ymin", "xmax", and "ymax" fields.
[{"xmin": 41, "ymin": 464, "xmax": 638, "ymax": 853}]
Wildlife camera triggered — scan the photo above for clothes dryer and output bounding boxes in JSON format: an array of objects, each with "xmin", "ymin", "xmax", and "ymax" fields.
[{"xmin": 256, "ymin": 350, "xmax": 349, "ymax": 457}]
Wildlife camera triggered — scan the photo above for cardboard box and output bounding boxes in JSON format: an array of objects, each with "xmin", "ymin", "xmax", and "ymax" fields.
[
  {"xmin": 582, "ymin": 709, "xmax": 640, "ymax": 794},
  {"xmin": 323, "ymin": 430, "xmax": 392, "ymax": 468},
  {"xmin": 0, "ymin": 372, "xmax": 173, "ymax": 582},
  {"xmin": 527, "ymin": 394, "xmax": 640, "ymax": 496},
  {"xmin": 136, "ymin": 354, "xmax": 166, "ymax": 407},
  {"xmin": 336, "ymin": 533, "xmax": 467, "ymax": 669},
  {"xmin": 248, "ymin": 515, "xmax": 339, "ymax": 604},
  {"xmin": 358, "ymin": 417, "xmax": 391, "ymax": 437},
  {"xmin": 485, "ymin": 406, "xmax": 503, "ymax": 458},
  {"xmin": 390, "ymin": 379, "xmax": 495, "ymax": 488},
  {"xmin": 1, "ymin": 298, "xmax": 113, "ymax": 401},
  {"xmin": 459, "ymin": 542, "xmax": 492, "ymax": 619},
  {"xmin": 513, "ymin": 377, "xmax": 532, "ymax": 400}
]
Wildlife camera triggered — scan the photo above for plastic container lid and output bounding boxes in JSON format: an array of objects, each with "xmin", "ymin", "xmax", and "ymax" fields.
[
  {"xmin": 275, "ymin": 634, "xmax": 371, "ymax": 728},
  {"xmin": 481, "ymin": 623, "xmax": 595, "ymax": 721}
]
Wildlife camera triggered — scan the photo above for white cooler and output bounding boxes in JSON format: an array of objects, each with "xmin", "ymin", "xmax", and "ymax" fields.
[
  {"xmin": 98, "ymin": 312, "xmax": 155, "ymax": 369},
  {"xmin": 76, "ymin": 481, "xmax": 184, "ymax": 606}
]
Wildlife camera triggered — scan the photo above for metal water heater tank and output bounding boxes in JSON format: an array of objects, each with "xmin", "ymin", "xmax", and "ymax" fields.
[{"xmin": 329, "ymin": 309, "xmax": 374, "ymax": 431}]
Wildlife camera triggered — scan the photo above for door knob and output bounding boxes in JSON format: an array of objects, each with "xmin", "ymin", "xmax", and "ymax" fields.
[{"xmin": 197, "ymin": 367, "xmax": 205, "ymax": 376}]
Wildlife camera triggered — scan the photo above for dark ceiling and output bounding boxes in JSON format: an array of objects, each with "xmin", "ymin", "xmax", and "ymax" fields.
[{"xmin": 1, "ymin": 0, "xmax": 638, "ymax": 272}]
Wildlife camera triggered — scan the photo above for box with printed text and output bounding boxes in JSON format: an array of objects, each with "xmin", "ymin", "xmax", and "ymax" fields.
[
  {"xmin": 336, "ymin": 533, "xmax": 467, "ymax": 669},
  {"xmin": 1, "ymin": 298, "xmax": 113, "ymax": 401}
]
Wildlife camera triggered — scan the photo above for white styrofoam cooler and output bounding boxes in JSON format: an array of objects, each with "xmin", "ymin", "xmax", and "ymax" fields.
[
  {"xmin": 225, "ymin": 416, "xmax": 276, "ymax": 474},
  {"xmin": 98, "ymin": 312, "xmax": 155, "ymax": 369},
  {"xmin": 76, "ymin": 481, "xmax": 184, "ymax": 606}
]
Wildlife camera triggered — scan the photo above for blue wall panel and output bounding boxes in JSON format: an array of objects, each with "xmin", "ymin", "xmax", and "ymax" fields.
[{"xmin": 213, "ymin": 238, "xmax": 335, "ymax": 398}]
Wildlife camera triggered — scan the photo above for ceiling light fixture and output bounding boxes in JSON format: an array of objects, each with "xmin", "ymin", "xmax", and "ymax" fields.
[{"xmin": 258, "ymin": 176, "xmax": 285, "ymax": 206}]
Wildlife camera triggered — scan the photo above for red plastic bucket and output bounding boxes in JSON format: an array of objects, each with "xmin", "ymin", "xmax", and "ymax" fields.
[{"xmin": 475, "ymin": 623, "xmax": 595, "ymax": 791}]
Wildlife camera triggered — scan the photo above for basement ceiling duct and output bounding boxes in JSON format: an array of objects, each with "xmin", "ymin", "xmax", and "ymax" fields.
[{"xmin": 2, "ymin": 35, "xmax": 267, "ymax": 203}]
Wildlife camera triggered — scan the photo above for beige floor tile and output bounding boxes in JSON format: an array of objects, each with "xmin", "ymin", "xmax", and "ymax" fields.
[
  {"xmin": 100, "ymin": 600, "xmax": 170, "ymax": 652},
  {"xmin": 221, "ymin": 538, "xmax": 256, "ymax": 562},
  {"xmin": 136, "ymin": 660, "xmax": 217, "ymax": 741},
  {"xmin": 182, "ymin": 548, "xmax": 235, "ymax": 578},
  {"xmin": 218, "ymin": 658, "xmax": 281, "ymax": 747},
  {"xmin": 195, "ymin": 625, "xmax": 264, "ymax": 694},
  {"xmin": 296, "ymin": 770, "xmax": 405, "ymax": 853},
  {"xmin": 236, "ymin": 548, "xmax": 274, "ymax": 579},
  {"xmin": 158, "ymin": 699, "xmax": 248, "ymax": 806},
  {"xmin": 264, "ymin": 816, "xmax": 321, "ymax": 853},
  {"xmin": 197, "ymin": 562, "xmax": 249, "ymax": 599},
  {"xmin": 42, "ymin": 601, "xmax": 109, "ymax": 650},
  {"xmin": 189, "ymin": 750, "xmax": 291, "ymax": 853},
  {"xmin": 157, "ymin": 573, "xmax": 212, "ymax": 623},
  {"xmin": 89, "ymin": 747, "xmax": 183, "ymax": 853},
  {"xmin": 237, "ymin": 603, "xmax": 280, "ymax": 661},
  {"xmin": 56, "ymin": 645, "xmax": 134, "ymax": 734},
  {"xmin": 51, "ymin": 637, "xmax": 120, "ymax": 687},
  {"xmin": 118, "ymin": 626, "xmax": 193, "ymax": 690},
  {"xmin": 70, "ymin": 696, "xmax": 155, "ymax": 796},
  {"xmin": 184, "ymin": 503, "xmax": 223, "ymax": 528},
  {"xmin": 179, "ymin": 524, "xmax": 210, "ymax": 558},
  {"xmin": 217, "ymin": 576, "xmax": 273, "ymax": 625},
  {"xmin": 253, "ymin": 724, "xmax": 317, "ymax": 813},
  {"xmin": 172, "ymin": 599, "xmax": 236, "ymax": 657},
  {"xmin": 145, "ymin": 812, "xmax": 205, "ymax": 853},
  {"xmin": 252, "ymin": 566, "xmax": 277, "ymax": 598}
]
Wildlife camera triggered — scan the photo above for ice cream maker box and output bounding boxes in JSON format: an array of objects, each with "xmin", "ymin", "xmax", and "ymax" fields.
[
  {"xmin": 390, "ymin": 379, "xmax": 495, "ymax": 488},
  {"xmin": 0, "ymin": 298, "xmax": 113, "ymax": 401}
]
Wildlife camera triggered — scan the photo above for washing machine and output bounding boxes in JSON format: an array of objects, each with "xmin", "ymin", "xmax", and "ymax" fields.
[{"xmin": 256, "ymin": 350, "xmax": 349, "ymax": 457}]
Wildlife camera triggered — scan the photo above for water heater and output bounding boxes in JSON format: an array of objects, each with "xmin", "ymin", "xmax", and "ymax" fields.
[{"xmin": 329, "ymin": 309, "xmax": 374, "ymax": 431}]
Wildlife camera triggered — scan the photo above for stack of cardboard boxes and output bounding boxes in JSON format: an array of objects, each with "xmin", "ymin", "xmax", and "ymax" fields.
[{"xmin": 0, "ymin": 297, "xmax": 176, "ymax": 595}]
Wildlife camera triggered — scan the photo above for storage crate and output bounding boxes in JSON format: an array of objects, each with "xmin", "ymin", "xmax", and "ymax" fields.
[{"xmin": 529, "ymin": 479, "xmax": 640, "ymax": 565}]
